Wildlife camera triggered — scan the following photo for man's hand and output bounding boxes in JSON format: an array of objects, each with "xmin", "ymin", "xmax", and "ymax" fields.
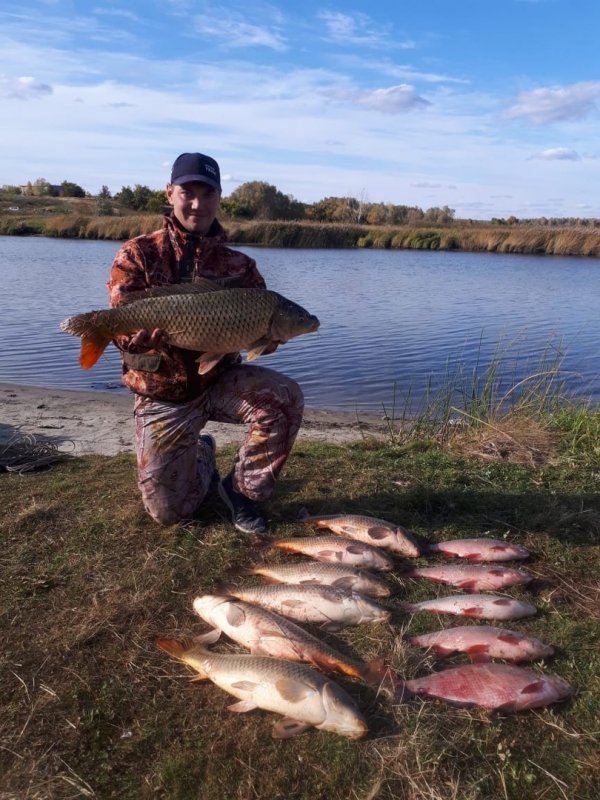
[{"xmin": 129, "ymin": 328, "xmax": 166, "ymax": 350}]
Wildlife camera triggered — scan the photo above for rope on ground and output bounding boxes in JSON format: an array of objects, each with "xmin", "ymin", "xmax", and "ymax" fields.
[{"xmin": 0, "ymin": 432, "xmax": 75, "ymax": 474}]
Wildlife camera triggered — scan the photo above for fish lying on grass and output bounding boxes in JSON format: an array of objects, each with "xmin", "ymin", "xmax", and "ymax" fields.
[
  {"xmin": 405, "ymin": 625, "xmax": 555, "ymax": 663},
  {"xmin": 262, "ymin": 535, "xmax": 395, "ymax": 572},
  {"xmin": 401, "ymin": 594, "xmax": 537, "ymax": 620},
  {"xmin": 302, "ymin": 513, "xmax": 421, "ymax": 558},
  {"xmin": 60, "ymin": 280, "xmax": 319, "ymax": 374},
  {"xmin": 399, "ymin": 564, "xmax": 532, "ymax": 592},
  {"xmin": 157, "ymin": 639, "xmax": 368, "ymax": 739},
  {"xmin": 235, "ymin": 561, "xmax": 391, "ymax": 598},
  {"xmin": 396, "ymin": 662, "xmax": 572, "ymax": 711},
  {"xmin": 216, "ymin": 582, "xmax": 391, "ymax": 631},
  {"xmin": 426, "ymin": 538, "xmax": 530, "ymax": 562},
  {"xmin": 192, "ymin": 595, "xmax": 389, "ymax": 686}
]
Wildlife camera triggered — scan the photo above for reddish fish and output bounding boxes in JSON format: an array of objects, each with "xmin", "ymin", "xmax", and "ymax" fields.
[
  {"xmin": 427, "ymin": 538, "xmax": 530, "ymax": 562},
  {"xmin": 400, "ymin": 564, "xmax": 532, "ymax": 592},
  {"xmin": 397, "ymin": 663, "xmax": 572, "ymax": 711},
  {"xmin": 405, "ymin": 625, "xmax": 555, "ymax": 663},
  {"xmin": 401, "ymin": 594, "xmax": 536, "ymax": 620},
  {"xmin": 303, "ymin": 513, "xmax": 421, "ymax": 558}
]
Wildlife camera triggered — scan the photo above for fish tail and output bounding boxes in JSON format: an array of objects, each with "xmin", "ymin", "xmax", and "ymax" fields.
[
  {"xmin": 362, "ymin": 660, "xmax": 407, "ymax": 702},
  {"xmin": 59, "ymin": 311, "xmax": 112, "ymax": 369},
  {"xmin": 156, "ymin": 638, "xmax": 188, "ymax": 660}
]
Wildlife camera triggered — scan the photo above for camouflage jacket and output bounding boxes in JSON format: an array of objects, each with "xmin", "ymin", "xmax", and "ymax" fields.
[{"xmin": 107, "ymin": 214, "xmax": 266, "ymax": 402}]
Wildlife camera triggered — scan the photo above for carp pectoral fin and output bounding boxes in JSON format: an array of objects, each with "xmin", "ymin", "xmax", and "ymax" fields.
[
  {"xmin": 246, "ymin": 337, "xmax": 272, "ymax": 361},
  {"xmin": 231, "ymin": 680, "xmax": 260, "ymax": 693},
  {"xmin": 193, "ymin": 629, "xmax": 222, "ymax": 645},
  {"xmin": 321, "ymin": 622, "xmax": 343, "ymax": 633},
  {"xmin": 227, "ymin": 699, "xmax": 258, "ymax": 713},
  {"xmin": 196, "ymin": 353, "xmax": 225, "ymax": 374},
  {"xmin": 275, "ymin": 678, "xmax": 313, "ymax": 703},
  {"xmin": 272, "ymin": 718, "xmax": 311, "ymax": 738}
]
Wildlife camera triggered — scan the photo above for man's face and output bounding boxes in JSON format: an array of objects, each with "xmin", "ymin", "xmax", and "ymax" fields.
[{"xmin": 166, "ymin": 181, "xmax": 221, "ymax": 234}]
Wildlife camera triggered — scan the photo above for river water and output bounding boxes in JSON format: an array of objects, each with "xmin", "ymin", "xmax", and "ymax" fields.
[{"xmin": 1, "ymin": 235, "xmax": 598, "ymax": 413}]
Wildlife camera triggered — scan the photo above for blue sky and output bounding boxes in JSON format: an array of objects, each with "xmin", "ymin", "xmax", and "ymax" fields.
[{"xmin": 1, "ymin": 0, "xmax": 599, "ymax": 219}]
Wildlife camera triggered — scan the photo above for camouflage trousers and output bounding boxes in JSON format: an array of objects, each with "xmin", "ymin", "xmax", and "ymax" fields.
[{"xmin": 133, "ymin": 364, "xmax": 304, "ymax": 525}]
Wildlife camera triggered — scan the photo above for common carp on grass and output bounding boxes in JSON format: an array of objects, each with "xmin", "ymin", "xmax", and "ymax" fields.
[
  {"xmin": 405, "ymin": 625, "xmax": 555, "ymax": 663},
  {"xmin": 399, "ymin": 564, "xmax": 532, "ymax": 592},
  {"xmin": 396, "ymin": 662, "xmax": 572, "ymax": 711},
  {"xmin": 303, "ymin": 513, "xmax": 421, "ymax": 558},
  {"xmin": 401, "ymin": 593, "xmax": 537, "ymax": 620},
  {"xmin": 60, "ymin": 280, "xmax": 320, "ymax": 374},
  {"xmin": 192, "ymin": 595, "xmax": 389, "ymax": 686},
  {"xmin": 217, "ymin": 582, "xmax": 391, "ymax": 631},
  {"xmin": 426, "ymin": 538, "xmax": 530, "ymax": 562},
  {"xmin": 236, "ymin": 561, "xmax": 391, "ymax": 598},
  {"xmin": 262, "ymin": 535, "xmax": 395, "ymax": 572},
  {"xmin": 157, "ymin": 639, "xmax": 368, "ymax": 739}
]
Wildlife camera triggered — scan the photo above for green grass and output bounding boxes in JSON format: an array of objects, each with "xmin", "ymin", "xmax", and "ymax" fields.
[{"xmin": 1, "ymin": 429, "xmax": 598, "ymax": 799}]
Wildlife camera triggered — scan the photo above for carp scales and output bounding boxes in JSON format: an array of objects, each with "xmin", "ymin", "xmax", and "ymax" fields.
[
  {"xmin": 59, "ymin": 280, "xmax": 320, "ymax": 374},
  {"xmin": 157, "ymin": 639, "xmax": 368, "ymax": 739},
  {"xmin": 397, "ymin": 662, "xmax": 572, "ymax": 711},
  {"xmin": 263, "ymin": 535, "xmax": 395, "ymax": 572},
  {"xmin": 405, "ymin": 625, "xmax": 555, "ymax": 663},
  {"xmin": 400, "ymin": 564, "xmax": 532, "ymax": 592},
  {"xmin": 237, "ymin": 561, "xmax": 391, "ymax": 598},
  {"xmin": 192, "ymin": 595, "xmax": 387, "ymax": 685},
  {"xmin": 303, "ymin": 513, "xmax": 421, "ymax": 558},
  {"xmin": 426, "ymin": 538, "xmax": 530, "ymax": 562},
  {"xmin": 217, "ymin": 582, "xmax": 390, "ymax": 631},
  {"xmin": 401, "ymin": 593, "xmax": 537, "ymax": 620}
]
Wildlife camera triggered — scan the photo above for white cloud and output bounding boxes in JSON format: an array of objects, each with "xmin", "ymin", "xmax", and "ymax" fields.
[
  {"xmin": 353, "ymin": 84, "xmax": 430, "ymax": 113},
  {"xmin": 0, "ymin": 74, "xmax": 52, "ymax": 99},
  {"xmin": 505, "ymin": 81, "xmax": 600, "ymax": 124},
  {"xmin": 192, "ymin": 9, "xmax": 287, "ymax": 51},
  {"xmin": 318, "ymin": 10, "xmax": 412, "ymax": 48},
  {"xmin": 529, "ymin": 148, "xmax": 581, "ymax": 161}
]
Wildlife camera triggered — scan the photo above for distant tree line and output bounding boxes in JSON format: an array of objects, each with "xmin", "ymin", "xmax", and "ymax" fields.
[
  {"xmin": 2, "ymin": 178, "xmax": 599, "ymax": 227},
  {"xmin": 3, "ymin": 178, "xmax": 87, "ymax": 198}
]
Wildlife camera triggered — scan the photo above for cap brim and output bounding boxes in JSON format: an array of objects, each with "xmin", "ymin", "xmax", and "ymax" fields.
[{"xmin": 171, "ymin": 174, "xmax": 221, "ymax": 191}]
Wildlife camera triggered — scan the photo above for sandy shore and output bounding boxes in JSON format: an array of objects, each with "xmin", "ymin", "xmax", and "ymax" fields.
[{"xmin": 0, "ymin": 383, "xmax": 389, "ymax": 457}]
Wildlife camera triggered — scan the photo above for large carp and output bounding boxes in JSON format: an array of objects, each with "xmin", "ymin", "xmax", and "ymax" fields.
[
  {"xmin": 60, "ymin": 279, "xmax": 320, "ymax": 373},
  {"xmin": 157, "ymin": 638, "xmax": 368, "ymax": 739}
]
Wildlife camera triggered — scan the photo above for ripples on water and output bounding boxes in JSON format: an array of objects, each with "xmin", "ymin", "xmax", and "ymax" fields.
[{"xmin": 1, "ymin": 235, "xmax": 598, "ymax": 412}]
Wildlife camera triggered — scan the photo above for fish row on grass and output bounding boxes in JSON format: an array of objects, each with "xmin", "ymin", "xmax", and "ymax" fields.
[
  {"xmin": 158, "ymin": 579, "xmax": 394, "ymax": 740},
  {"xmin": 290, "ymin": 513, "xmax": 573, "ymax": 709}
]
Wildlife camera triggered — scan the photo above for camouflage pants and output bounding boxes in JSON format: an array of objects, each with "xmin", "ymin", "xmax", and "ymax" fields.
[{"xmin": 133, "ymin": 364, "xmax": 304, "ymax": 525}]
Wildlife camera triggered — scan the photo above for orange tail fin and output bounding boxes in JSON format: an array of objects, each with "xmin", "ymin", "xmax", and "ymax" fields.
[
  {"xmin": 156, "ymin": 638, "xmax": 188, "ymax": 660},
  {"xmin": 79, "ymin": 331, "xmax": 111, "ymax": 369},
  {"xmin": 59, "ymin": 311, "xmax": 112, "ymax": 369}
]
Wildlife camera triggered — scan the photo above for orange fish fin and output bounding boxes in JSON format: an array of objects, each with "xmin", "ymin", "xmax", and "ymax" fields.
[{"xmin": 156, "ymin": 638, "xmax": 187, "ymax": 659}]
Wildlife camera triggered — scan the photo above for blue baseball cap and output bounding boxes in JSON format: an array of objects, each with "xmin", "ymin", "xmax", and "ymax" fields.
[{"xmin": 170, "ymin": 152, "xmax": 221, "ymax": 191}]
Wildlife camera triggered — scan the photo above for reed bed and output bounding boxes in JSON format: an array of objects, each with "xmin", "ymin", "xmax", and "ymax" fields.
[{"xmin": 2, "ymin": 209, "xmax": 600, "ymax": 256}]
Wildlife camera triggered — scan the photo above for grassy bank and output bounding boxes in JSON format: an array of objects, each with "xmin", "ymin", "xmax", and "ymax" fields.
[
  {"xmin": 1, "ymin": 197, "xmax": 600, "ymax": 256},
  {"xmin": 1, "ymin": 405, "xmax": 599, "ymax": 799}
]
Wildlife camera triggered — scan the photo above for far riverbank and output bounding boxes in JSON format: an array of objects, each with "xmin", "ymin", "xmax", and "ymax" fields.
[{"xmin": 2, "ymin": 211, "xmax": 600, "ymax": 257}]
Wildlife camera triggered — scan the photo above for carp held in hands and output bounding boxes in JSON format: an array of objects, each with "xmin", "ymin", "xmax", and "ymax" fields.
[{"xmin": 59, "ymin": 279, "xmax": 320, "ymax": 373}]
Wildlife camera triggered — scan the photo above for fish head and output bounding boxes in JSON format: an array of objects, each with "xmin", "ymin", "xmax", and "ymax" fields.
[
  {"xmin": 319, "ymin": 681, "xmax": 368, "ymax": 739},
  {"xmin": 192, "ymin": 594, "xmax": 233, "ymax": 626},
  {"xmin": 270, "ymin": 296, "xmax": 320, "ymax": 343}
]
